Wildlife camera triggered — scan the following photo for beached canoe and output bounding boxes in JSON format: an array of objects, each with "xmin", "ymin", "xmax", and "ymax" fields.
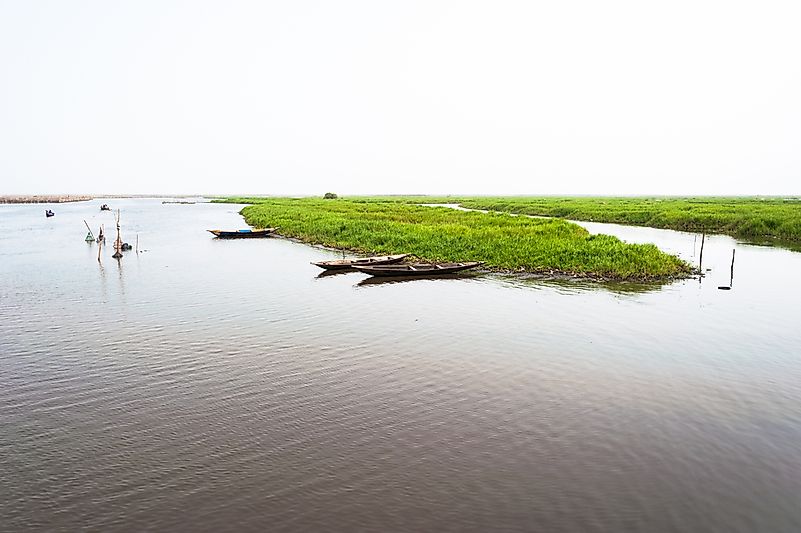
[
  {"xmin": 311, "ymin": 254, "xmax": 409, "ymax": 270},
  {"xmin": 353, "ymin": 262, "xmax": 483, "ymax": 277},
  {"xmin": 207, "ymin": 228, "xmax": 278, "ymax": 238}
]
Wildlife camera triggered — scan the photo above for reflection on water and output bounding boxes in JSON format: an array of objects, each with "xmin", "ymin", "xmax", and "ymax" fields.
[
  {"xmin": 2, "ymin": 199, "xmax": 801, "ymax": 532},
  {"xmin": 734, "ymin": 235, "xmax": 801, "ymax": 253},
  {"xmin": 493, "ymin": 274, "xmax": 665, "ymax": 295},
  {"xmin": 314, "ymin": 268, "xmax": 354, "ymax": 279},
  {"xmin": 355, "ymin": 273, "xmax": 480, "ymax": 287}
]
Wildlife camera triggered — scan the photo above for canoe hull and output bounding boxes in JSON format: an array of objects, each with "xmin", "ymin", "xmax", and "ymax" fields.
[
  {"xmin": 208, "ymin": 228, "xmax": 277, "ymax": 238},
  {"xmin": 353, "ymin": 262, "xmax": 483, "ymax": 277},
  {"xmin": 311, "ymin": 254, "xmax": 408, "ymax": 270}
]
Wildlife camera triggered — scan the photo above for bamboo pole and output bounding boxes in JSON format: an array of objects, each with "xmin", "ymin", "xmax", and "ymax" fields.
[
  {"xmin": 698, "ymin": 232, "xmax": 705, "ymax": 273},
  {"xmin": 112, "ymin": 209, "xmax": 123, "ymax": 259},
  {"xmin": 717, "ymin": 248, "xmax": 736, "ymax": 290},
  {"xmin": 83, "ymin": 219, "xmax": 94, "ymax": 240}
]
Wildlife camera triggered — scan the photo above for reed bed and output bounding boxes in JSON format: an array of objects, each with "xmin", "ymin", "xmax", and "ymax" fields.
[
  {"xmin": 227, "ymin": 198, "xmax": 691, "ymax": 281},
  {"xmin": 455, "ymin": 197, "xmax": 801, "ymax": 244}
]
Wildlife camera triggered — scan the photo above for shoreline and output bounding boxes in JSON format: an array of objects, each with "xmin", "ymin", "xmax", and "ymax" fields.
[{"xmin": 0, "ymin": 195, "xmax": 93, "ymax": 204}]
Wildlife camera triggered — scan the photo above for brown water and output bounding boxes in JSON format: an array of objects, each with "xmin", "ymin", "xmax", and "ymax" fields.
[{"xmin": 1, "ymin": 199, "xmax": 800, "ymax": 532}]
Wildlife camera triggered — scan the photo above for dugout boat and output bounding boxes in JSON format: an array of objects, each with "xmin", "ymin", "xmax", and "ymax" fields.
[
  {"xmin": 353, "ymin": 261, "xmax": 483, "ymax": 277},
  {"xmin": 311, "ymin": 254, "xmax": 408, "ymax": 271}
]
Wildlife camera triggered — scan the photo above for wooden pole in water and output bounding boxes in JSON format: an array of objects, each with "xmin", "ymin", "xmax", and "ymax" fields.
[
  {"xmin": 698, "ymin": 232, "xmax": 706, "ymax": 273},
  {"xmin": 136, "ymin": 234, "xmax": 139, "ymax": 254},
  {"xmin": 718, "ymin": 248, "xmax": 736, "ymax": 290},
  {"xmin": 112, "ymin": 209, "xmax": 123, "ymax": 259},
  {"xmin": 97, "ymin": 234, "xmax": 102, "ymax": 262}
]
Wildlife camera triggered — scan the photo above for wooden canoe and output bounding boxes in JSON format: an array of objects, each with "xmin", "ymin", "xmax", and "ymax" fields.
[
  {"xmin": 207, "ymin": 228, "xmax": 278, "ymax": 238},
  {"xmin": 311, "ymin": 254, "xmax": 408, "ymax": 270},
  {"xmin": 353, "ymin": 262, "xmax": 483, "ymax": 277}
]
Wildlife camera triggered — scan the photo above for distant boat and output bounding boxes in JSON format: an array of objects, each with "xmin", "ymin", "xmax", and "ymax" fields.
[
  {"xmin": 45, "ymin": 210, "xmax": 54, "ymax": 217},
  {"xmin": 353, "ymin": 262, "xmax": 483, "ymax": 277},
  {"xmin": 100, "ymin": 204, "xmax": 111, "ymax": 211},
  {"xmin": 207, "ymin": 228, "xmax": 278, "ymax": 238},
  {"xmin": 311, "ymin": 254, "xmax": 408, "ymax": 271}
]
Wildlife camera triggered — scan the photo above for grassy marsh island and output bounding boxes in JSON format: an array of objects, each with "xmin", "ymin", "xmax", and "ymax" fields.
[
  {"xmin": 222, "ymin": 197, "xmax": 691, "ymax": 281},
  {"xmin": 454, "ymin": 197, "xmax": 801, "ymax": 244}
]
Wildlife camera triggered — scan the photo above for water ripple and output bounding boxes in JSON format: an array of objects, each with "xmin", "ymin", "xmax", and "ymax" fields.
[{"xmin": 2, "ymin": 199, "xmax": 801, "ymax": 532}]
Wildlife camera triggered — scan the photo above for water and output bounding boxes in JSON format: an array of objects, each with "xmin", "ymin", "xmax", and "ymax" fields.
[{"xmin": 1, "ymin": 199, "xmax": 800, "ymax": 532}]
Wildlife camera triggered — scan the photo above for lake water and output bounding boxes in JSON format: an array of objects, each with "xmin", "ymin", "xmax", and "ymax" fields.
[{"xmin": 1, "ymin": 199, "xmax": 800, "ymax": 532}]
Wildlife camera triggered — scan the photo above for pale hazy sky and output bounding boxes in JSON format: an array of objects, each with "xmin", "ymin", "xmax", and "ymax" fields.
[{"xmin": 1, "ymin": 0, "xmax": 799, "ymax": 195}]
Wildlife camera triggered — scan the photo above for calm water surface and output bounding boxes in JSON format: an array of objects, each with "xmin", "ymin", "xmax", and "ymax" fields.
[{"xmin": 1, "ymin": 199, "xmax": 800, "ymax": 532}]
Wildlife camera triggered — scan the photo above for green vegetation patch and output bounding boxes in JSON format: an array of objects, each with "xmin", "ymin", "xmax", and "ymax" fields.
[
  {"xmin": 229, "ymin": 198, "xmax": 690, "ymax": 281},
  {"xmin": 456, "ymin": 197, "xmax": 801, "ymax": 244}
]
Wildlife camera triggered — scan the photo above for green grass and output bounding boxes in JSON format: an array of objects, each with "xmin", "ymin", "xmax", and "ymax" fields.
[
  {"xmin": 223, "ymin": 197, "xmax": 691, "ymax": 281},
  {"xmin": 453, "ymin": 197, "xmax": 801, "ymax": 244}
]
